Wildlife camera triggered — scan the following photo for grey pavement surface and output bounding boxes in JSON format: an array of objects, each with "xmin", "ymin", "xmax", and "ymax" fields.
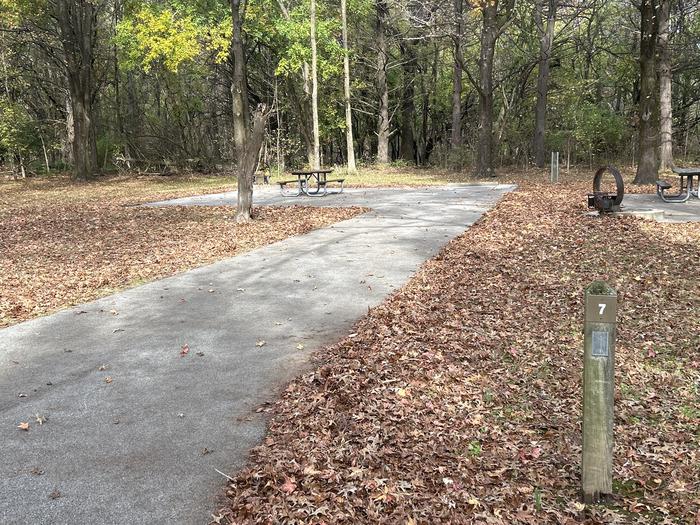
[
  {"xmin": 616, "ymin": 193, "xmax": 700, "ymax": 222},
  {"xmin": 1, "ymin": 184, "xmax": 514, "ymax": 525}
]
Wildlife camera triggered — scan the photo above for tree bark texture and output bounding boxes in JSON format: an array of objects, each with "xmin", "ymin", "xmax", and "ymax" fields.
[
  {"xmin": 534, "ymin": 0, "xmax": 558, "ymax": 168},
  {"xmin": 658, "ymin": 0, "xmax": 673, "ymax": 171},
  {"xmin": 634, "ymin": 0, "xmax": 660, "ymax": 184},
  {"xmin": 236, "ymin": 105, "xmax": 271, "ymax": 222},
  {"xmin": 56, "ymin": 0, "xmax": 99, "ymax": 180},
  {"xmin": 475, "ymin": 2, "xmax": 498, "ymax": 178},
  {"xmin": 399, "ymin": 43, "xmax": 416, "ymax": 163},
  {"xmin": 341, "ymin": 0, "xmax": 357, "ymax": 172},
  {"xmin": 376, "ymin": 0, "xmax": 390, "ymax": 164},
  {"xmin": 231, "ymin": 0, "xmax": 250, "ymax": 166},
  {"xmin": 450, "ymin": 0, "xmax": 463, "ymax": 150},
  {"xmin": 310, "ymin": 0, "xmax": 321, "ymax": 170},
  {"xmin": 230, "ymin": 0, "xmax": 257, "ymax": 221}
]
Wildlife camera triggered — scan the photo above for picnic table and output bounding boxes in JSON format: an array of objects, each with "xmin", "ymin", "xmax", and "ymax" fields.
[
  {"xmin": 278, "ymin": 169, "xmax": 345, "ymax": 197},
  {"xmin": 656, "ymin": 167, "xmax": 700, "ymax": 203}
]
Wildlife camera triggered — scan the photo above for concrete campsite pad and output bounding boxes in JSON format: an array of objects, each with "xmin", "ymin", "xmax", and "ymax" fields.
[
  {"xmin": 616, "ymin": 193, "xmax": 700, "ymax": 222},
  {"xmin": 0, "ymin": 184, "xmax": 514, "ymax": 524}
]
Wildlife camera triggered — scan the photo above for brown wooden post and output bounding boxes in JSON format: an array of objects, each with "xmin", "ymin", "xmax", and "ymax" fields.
[{"xmin": 582, "ymin": 281, "xmax": 617, "ymax": 503}]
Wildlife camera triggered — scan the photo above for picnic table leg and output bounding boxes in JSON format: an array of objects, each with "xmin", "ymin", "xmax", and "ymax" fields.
[
  {"xmin": 659, "ymin": 177, "xmax": 691, "ymax": 203},
  {"xmin": 303, "ymin": 174, "xmax": 325, "ymax": 196}
]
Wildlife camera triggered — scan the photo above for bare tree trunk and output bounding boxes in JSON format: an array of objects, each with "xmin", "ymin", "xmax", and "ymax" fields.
[
  {"xmin": 634, "ymin": 0, "xmax": 660, "ymax": 184},
  {"xmin": 534, "ymin": 0, "xmax": 558, "ymax": 168},
  {"xmin": 310, "ymin": 0, "xmax": 321, "ymax": 169},
  {"xmin": 450, "ymin": 61, "xmax": 462, "ymax": 150},
  {"xmin": 658, "ymin": 0, "xmax": 673, "ymax": 171},
  {"xmin": 230, "ymin": 0, "xmax": 249, "ymax": 165},
  {"xmin": 64, "ymin": 97, "xmax": 75, "ymax": 165},
  {"xmin": 236, "ymin": 105, "xmax": 272, "ymax": 222},
  {"xmin": 113, "ymin": 0, "xmax": 125, "ymax": 157},
  {"xmin": 376, "ymin": 0, "xmax": 390, "ymax": 164},
  {"xmin": 57, "ymin": 0, "xmax": 99, "ymax": 180},
  {"xmin": 41, "ymin": 135, "xmax": 50, "ymax": 173},
  {"xmin": 231, "ymin": 0, "xmax": 252, "ymax": 210},
  {"xmin": 450, "ymin": 0, "xmax": 463, "ymax": 151},
  {"xmin": 274, "ymin": 76, "xmax": 283, "ymax": 175},
  {"xmin": 475, "ymin": 2, "xmax": 498, "ymax": 178},
  {"xmin": 1, "ymin": 35, "xmax": 20, "ymax": 177},
  {"xmin": 417, "ymin": 70, "xmax": 428, "ymax": 165},
  {"xmin": 341, "ymin": 0, "xmax": 357, "ymax": 172},
  {"xmin": 399, "ymin": 43, "xmax": 416, "ymax": 163},
  {"xmin": 230, "ymin": 0, "xmax": 256, "ymax": 221}
]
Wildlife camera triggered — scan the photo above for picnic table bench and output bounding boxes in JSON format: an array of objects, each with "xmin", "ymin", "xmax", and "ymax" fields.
[
  {"xmin": 656, "ymin": 167, "xmax": 700, "ymax": 203},
  {"xmin": 278, "ymin": 169, "xmax": 345, "ymax": 197}
]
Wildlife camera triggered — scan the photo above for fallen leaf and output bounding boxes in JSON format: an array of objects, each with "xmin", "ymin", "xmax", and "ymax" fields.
[
  {"xmin": 280, "ymin": 477, "xmax": 297, "ymax": 495},
  {"xmin": 104, "ymin": 376, "xmax": 113, "ymax": 384},
  {"xmin": 17, "ymin": 422, "xmax": 29, "ymax": 431}
]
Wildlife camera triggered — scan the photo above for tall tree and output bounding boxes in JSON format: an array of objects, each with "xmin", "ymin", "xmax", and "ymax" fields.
[
  {"xmin": 474, "ymin": 1, "xmax": 499, "ymax": 178},
  {"xmin": 231, "ymin": 0, "xmax": 270, "ymax": 221},
  {"xmin": 634, "ymin": 0, "xmax": 661, "ymax": 184},
  {"xmin": 231, "ymin": 0, "xmax": 250, "ymax": 164},
  {"xmin": 56, "ymin": 0, "xmax": 100, "ymax": 180},
  {"xmin": 658, "ymin": 0, "xmax": 673, "ymax": 171},
  {"xmin": 310, "ymin": 0, "xmax": 321, "ymax": 169},
  {"xmin": 399, "ymin": 42, "xmax": 416, "ymax": 162},
  {"xmin": 375, "ymin": 0, "xmax": 390, "ymax": 164},
  {"xmin": 533, "ymin": 0, "xmax": 558, "ymax": 168},
  {"xmin": 340, "ymin": 0, "xmax": 356, "ymax": 172},
  {"xmin": 450, "ymin": 0, "xmax": 463, "ymax": 151}
]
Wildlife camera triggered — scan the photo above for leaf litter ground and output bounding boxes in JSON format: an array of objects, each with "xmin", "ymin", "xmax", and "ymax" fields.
[
  {"xmin": 0, "ymin": 175, "xmax": 364, "ymax": 326},
  {"xmin": 216, "ymin": 177, "xmax": 699, "ymax": 524}
]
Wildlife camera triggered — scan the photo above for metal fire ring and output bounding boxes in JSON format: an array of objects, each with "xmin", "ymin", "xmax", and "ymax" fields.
[{"xmin": 593, "ymin": 165, "xmax": 624, "ymax": 206}]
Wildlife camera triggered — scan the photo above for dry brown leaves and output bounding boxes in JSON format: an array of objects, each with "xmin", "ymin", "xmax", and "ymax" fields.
[
  {"xmin": 0, "ymin": 176, "xmax": 364, "ymax": 326},
  {"xmin": 216, "ymin": 180, "xmax": 699, "ymax": 524}
]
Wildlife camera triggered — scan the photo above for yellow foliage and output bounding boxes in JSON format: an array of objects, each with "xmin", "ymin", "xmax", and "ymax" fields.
[{"xmin": 117, "ymin": 7, "xmax": 203, "ymax": 73}]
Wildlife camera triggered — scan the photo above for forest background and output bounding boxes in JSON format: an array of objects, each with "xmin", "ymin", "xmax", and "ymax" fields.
[{"xmin": 0, "ymin": 0, "xmax": 699, "ymax": 188}]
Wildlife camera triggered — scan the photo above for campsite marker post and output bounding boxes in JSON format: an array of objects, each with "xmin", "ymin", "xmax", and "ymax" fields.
[{"xmin": 582, "ymin": 281, "xmax": 617, "ymax": 504}]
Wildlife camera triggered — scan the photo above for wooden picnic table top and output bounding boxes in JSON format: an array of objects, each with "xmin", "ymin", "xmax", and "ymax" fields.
[
  {"xmin": 291, "ymin": 169, "xmax": 334, "ymax": 176},
  {"xmin": 672, "ymin": 167, "xmax": 700, "ymax": 176}
]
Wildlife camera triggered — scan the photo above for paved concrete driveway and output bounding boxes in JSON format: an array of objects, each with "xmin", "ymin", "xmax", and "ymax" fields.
[{"xmin": 0, "ymin": 184, "xmax": 514, "ymax": 524}]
